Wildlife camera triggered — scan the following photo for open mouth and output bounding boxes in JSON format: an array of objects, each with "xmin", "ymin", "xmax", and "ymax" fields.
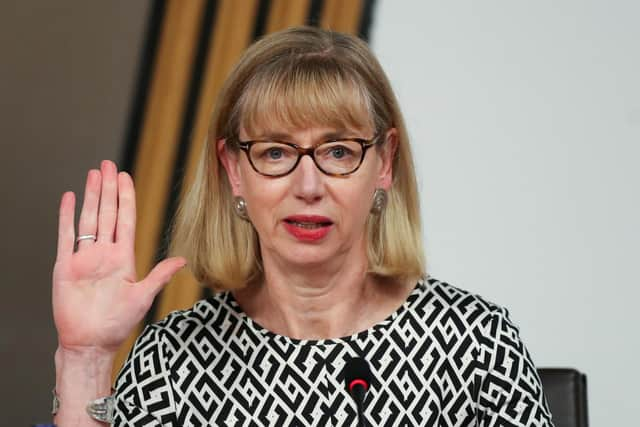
[
  {"xmin": 284, "ymin": 219, "xmax": 333, "ymax": 229},
  {"xmin": 282, "ymin": 216, "xmax": 333, "ymax": 241}
]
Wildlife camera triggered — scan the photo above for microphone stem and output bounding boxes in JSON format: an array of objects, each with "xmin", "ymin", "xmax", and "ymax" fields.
[
  {"xmin": 353, "ymin": 386, "xmax": 367, "ymax": 427},
  {"xmin": 356, "ymin": 401, "xmax": 366, "ymax": 427}
]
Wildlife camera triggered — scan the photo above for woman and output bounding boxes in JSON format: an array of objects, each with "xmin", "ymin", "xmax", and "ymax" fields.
[{"xmin": 52, "ymin": 27, "xmax": 553, "ymax": 426}]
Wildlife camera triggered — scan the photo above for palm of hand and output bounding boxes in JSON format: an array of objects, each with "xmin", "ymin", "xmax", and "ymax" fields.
[{"xmin": 53, "ymin": 244, "xmax": 146, "ymax": 352}]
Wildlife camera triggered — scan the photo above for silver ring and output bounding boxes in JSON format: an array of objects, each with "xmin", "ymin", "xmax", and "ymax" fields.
[{"xmin": 76, "ymin": 234, "xmax": 97, "ymax": 244}]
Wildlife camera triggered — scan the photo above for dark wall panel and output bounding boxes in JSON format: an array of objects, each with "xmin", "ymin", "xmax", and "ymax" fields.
[{"xmin": 0, "ymin": 1, "xmax": 151, "ymax": 424}]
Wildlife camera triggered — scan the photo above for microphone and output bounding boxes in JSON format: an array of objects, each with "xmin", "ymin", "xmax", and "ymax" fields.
[{"xmin": 344, "ymin": 357, "xmax": 372, "ymax": 427}]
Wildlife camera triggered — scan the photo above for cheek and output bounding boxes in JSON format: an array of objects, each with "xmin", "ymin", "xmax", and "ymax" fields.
[
  {"xmin": 331, "ymin": 181, "xmax": 376, "ymax": 226},
  {"xmin": 241, "ymin": 177, "xmax": 288, "ymax": 223}
]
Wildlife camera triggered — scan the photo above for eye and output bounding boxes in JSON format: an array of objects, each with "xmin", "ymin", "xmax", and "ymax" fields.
[
  {"xmin": 315, "ymin": 141, "xmax": 360, "ymax": 163},
  {"xmin": 266, "ymin": 147, "xmax": 284, "ymax": 160},
  {"xmin": 329, "ymin": 146, "xmax": 347, "ymax": 159},
  {"xmin": 252, "ymin": 143, "xmax": 294, "ymax": 161},
  {"xmin": 324, "ymin": 143, "xmax": 357, "ymax": 160}
]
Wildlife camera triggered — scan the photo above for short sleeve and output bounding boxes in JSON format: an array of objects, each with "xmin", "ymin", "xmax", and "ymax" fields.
[
  {"xmin": 477, "ymin": 306, "xmax": 555, "ymax": 426},
  {"xmin": 112, "ymin": 325, "xmax": 177, "ymax": 427}
]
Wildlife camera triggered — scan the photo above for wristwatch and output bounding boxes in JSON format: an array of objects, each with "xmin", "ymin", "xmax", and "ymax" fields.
[{"xmin": 52, "ymin": 389, "xmax": 115, "ymax": 423}]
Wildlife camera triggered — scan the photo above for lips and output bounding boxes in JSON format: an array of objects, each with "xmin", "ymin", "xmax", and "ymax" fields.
[{"xmin": 282, "ymin": 215, "xmax": 333, "ymax": 241}]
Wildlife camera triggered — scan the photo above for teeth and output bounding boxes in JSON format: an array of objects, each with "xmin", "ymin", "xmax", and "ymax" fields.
[
  {"xmin": 293, "ymin": 221, "xmax": 322, "ymax": 229},
  {"xmin": 292, "ymin": 221, "xmax": 325, "ymax": 229}
]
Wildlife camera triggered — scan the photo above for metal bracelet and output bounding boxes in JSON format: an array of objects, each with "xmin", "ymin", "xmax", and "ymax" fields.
[
  {"xmin": 86, "ymin": 395, "xmax": 115, "ymax": 424},
  {"xmin": 51, "ymin": 388, "xmax": 114, "ymax": 424},
  {"xmin": 52, "ymin": 389, "xmax": 60, "ymax": 415}
]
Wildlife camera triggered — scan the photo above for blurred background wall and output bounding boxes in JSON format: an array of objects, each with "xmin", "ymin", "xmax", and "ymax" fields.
[
  {"xmin": 371, "ymin": 1, "xmax": 639, "ymax": 425},
  {"xmin": 1, "ymin": 0, "xmax": 638, "ymax": 425},
  {"xmin": 0, "ymin": 1, "xmax": 150, "ymax": 424}
]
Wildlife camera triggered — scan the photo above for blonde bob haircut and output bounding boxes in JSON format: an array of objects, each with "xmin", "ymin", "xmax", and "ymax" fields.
[{"xmin": 170, "ymin": 26, "xmax": 425, "ymax": 290}]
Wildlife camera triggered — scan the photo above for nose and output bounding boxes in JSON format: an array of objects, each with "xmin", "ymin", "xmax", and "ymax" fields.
[{"xmin": 291, "ymin": 154, "xmax": 325, "ymax": 203}]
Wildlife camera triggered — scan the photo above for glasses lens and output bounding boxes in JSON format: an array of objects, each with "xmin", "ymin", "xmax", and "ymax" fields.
[
  {"xmin": 314, "ymin": 140, "xmax": 363, "ymax": 174},
  {"xmin": 249, "ymin": 142, "xmax": 299, "ymax": 176}
]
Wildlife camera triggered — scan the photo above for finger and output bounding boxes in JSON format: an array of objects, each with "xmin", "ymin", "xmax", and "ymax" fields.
[
  {"xmin": 97, "ymin": 160, "xmax": 119, "ymax": 243},
  {"xmin": 115, "ymin": 171, "xmax": 136, "ymax": 252},
  {"xmin": 77, "ymin": 169, "xmax": 101, "ymax": 250},
  {"xmin": 56, "ymin": 191, "xmax": 76, "ymax": 262},
  {"xmin": 138, "ymin": 257, "xmax": 187, "ymax": 299}
]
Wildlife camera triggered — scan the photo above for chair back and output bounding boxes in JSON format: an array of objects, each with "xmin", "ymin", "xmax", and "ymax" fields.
[{"xmin": 537, "ymin": 368, "xmax": 588, "ymax": 427}]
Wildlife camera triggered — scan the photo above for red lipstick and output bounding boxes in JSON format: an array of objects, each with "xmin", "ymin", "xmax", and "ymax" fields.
[{"xmin": 282, "ymin": 215, "xmax": 333, "ymax": 242}]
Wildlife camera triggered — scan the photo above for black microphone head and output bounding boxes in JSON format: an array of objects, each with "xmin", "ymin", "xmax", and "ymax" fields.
[{"xmin": 344, "ymin": 357, "xmax": 372, "ymax": 392}]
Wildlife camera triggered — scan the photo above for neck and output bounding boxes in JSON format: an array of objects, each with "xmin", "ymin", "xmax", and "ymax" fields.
[{"xmin": 233, "ymin": 250, "xmax": 412, "ymax": 340}]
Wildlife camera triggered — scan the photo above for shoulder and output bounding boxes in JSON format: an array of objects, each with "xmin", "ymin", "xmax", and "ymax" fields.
[
  {"xmin": 145, "ymin": 293, "xmax": 241, "ymax": 350},
  {"xmin": 112, "ymin": 298, "xmax": 239, "ymax": 424},
  {"xmin": 416, "ymin": 275, "xmax": 509, "ymax": 324},
  {"xmin": 409, "ymin": 276, "xmax": 522, "ymax": 353},
  {"xmin": 154, "ymin": 293, "xmax": 235, "ymax": 328},
  {"xmin": 116, "ymin": 294, "xmax": 233, "ymax": 367}
]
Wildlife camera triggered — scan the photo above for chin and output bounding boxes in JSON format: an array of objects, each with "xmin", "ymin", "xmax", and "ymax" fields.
[
  {"xmin": 260, "ymin": 228, "xmax": 365, "ymax": 270},
  {"xmin": 269, "ymin": 239, "xmax": 344, "ymax": 270},
  {"xmin": 285, "ymin": 246, "xmax": 336, "ymax": 266}
]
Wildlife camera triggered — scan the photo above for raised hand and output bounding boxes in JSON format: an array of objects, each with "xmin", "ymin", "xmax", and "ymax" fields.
[{"xmin": 52, "ymin": 160, "xmax": 186, "ymax": 354}]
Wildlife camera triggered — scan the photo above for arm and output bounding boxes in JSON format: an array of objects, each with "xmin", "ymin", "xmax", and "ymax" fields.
[{"xmin": 477, "ymin": 306, "xmax": 554, "ymax": 426}]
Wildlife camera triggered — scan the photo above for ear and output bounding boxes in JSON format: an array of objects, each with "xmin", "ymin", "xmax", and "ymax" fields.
[
  {"xmin": 376, "ymin": 128, "xmax": 398, "ymax": 190},
  {"xmin": 217, "ymin": 139, "xmax": 242, "ymax": 196}
]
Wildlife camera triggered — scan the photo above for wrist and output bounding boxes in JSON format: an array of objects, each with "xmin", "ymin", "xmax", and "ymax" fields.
[
  {"xmin": 56, "ymin": 346, "xmax": 114, "ymax": 379},
  {"xmin": 54, "ymin": 346, "xmax": 115, "ymax": 424},
  {"xmin": 55, "ymin": 345, "xmax": 116, "ymax": 365}
]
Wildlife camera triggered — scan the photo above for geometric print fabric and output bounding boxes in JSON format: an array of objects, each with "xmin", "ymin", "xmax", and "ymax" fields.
[{"xmin": 113, "ymin": 277, "xmax": 554, "ymax": 426}]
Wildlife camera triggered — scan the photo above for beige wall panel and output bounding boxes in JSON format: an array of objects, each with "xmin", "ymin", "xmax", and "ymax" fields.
[
  {"xmin": 113, "ymin": 0, "xmax": 207, "ymax": 377},
  {"xmin": 321, "ymin": 0, "xmax": 363, "ymax": 34},
  {"xmin": 155, "ymin": 0, "xmax": 259, "ymax": 321},
  {"xmin": 266, "ymin": 0, "xmax": 310, "ymax": 33}
]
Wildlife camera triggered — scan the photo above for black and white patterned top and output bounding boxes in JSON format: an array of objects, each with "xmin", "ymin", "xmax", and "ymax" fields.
[{"xmin": 113, "ymin": 277, "xmax": 554, "ymax": 426}]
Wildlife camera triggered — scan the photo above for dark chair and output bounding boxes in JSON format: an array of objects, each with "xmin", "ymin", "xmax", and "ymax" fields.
[{"xmin": 537, "ymin": 368, "xmax": 589, "ymax": 427}]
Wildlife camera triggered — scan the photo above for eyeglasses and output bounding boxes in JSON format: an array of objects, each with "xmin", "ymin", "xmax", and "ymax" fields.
[{"xmin": 234, "ymin": 135, "xmax": 380, "ymax": 177}]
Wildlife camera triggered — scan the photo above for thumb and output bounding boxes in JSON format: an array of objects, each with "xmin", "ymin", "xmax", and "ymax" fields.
[{"xmin": 139, "ymin": 256, "xmax": 187, "ymax": 298}]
